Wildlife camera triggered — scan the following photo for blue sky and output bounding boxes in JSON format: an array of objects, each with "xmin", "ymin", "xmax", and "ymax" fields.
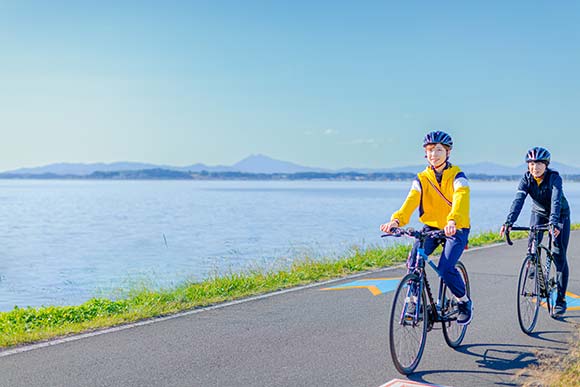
[{"xmin": 1, "ymin": 1, "xmax": 579, "ymax": 171}]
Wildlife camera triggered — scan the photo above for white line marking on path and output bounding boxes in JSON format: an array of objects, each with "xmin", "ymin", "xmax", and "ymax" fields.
[
  {"xmin": 380, "ymin": 378, "xmax": 452, "ymax": 387},
  {"xmin": 0, "ymin": 242, "xmax": 503, "ymax": 358},
  {"xmin": 0, "ymin": 266, "xmax": 392, "ymax": 358}
]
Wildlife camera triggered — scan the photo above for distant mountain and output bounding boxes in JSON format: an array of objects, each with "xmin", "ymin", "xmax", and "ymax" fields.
[
  {"xmin": 231, "ymin": 154, "xmax": 328, "ymax": 174},
  {"xmin": 7, "ymin": 162, "xmax": 162, "ymax": 176},
  {"xmin": 461, "ymin": 161, "xmax": 580, "ymax": 176},
  {"xmin": 344, "ymin": 161, "xmax": 580, "ymax": 176},
  {"xmin": 461, "ymin": 162, "xmax": 523, "ymax": 176},
  {"xmin": 544, "ymin": 161, "xmax": 580, "ymax": 175},
  {"xmin": 339, "ymin": 162, "xmax": 522, "ymax": 175},
  {"xmin": 7, "ymin": 161, "xmax": 235, "ymax": 176},
  {"xmin": 171, "ymin": 163, "xmax": 234, "ymax": 173},
  {"xmin": 341, "ymin": 165, "xmax": 426, "ymax": 174},
  {"xmin": 3, "ymin": 156, "xmax": 580, "ymax": 177},
  {"xmin": 2, "ymin": 154, "xmax": 325, "ymax": 176}
]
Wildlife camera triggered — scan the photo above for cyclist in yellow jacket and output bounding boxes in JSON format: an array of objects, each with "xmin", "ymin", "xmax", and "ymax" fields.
[{"xmin": 380, "ymin": 130, "xmax": 472, "ymax": 325}]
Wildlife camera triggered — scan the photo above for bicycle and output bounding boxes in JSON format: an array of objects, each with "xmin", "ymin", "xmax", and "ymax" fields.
[
  {"xmin": 504, "ymin": 224, "xmax": 559, "ymax": 334},
  {"xmin": 382, "ymin": 227, "xmax": 470, "ymax": 375}
]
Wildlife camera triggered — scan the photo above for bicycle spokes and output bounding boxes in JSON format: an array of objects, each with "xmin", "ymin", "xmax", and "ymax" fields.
[
  {"xmin": 517, "ymin": 256, "xmax": 540, "ymax": 334},
  {"xmin": 389, "ymin": 274, "xmax": 427, "ymax": 375}
]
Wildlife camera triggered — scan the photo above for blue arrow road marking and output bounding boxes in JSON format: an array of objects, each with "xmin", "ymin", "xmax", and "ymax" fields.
[
  {"xmin": 323, "ymin": 278, "xmax": 580, "ymax": 306},
  {"xmin": 566, "ymin": 293, "xmax": 580, "ymax": 310},
  {"xmin": 555, "ymin": 292, "xmax": 580, "ymax": 310},
  {"xmin": 321, "ymin": 278, "xmax": 401, "ymax": 296}
]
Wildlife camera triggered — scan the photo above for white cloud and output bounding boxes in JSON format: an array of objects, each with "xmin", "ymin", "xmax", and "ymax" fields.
[
  {"xmin": 351, "ymin": 138, "xmax": 377, "ymax": 145},
  {"xmin": 303, "ymin": 129, "xmax": 337, "ymax": 136}
]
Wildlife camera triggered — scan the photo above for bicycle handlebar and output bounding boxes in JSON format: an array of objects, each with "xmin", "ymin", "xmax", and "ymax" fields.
[
  {"xmin": 504, "ymin": 224, "xmax": 550, "ymax": 246},
  {"xmin": 381, "ymin": 227, "xmax": 447, "ymax": 240}
]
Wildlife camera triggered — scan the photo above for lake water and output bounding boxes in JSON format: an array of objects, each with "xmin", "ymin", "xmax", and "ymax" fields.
[{"xmin": 0, "ymin": 179, "xmax": 578, "ymax": 311}]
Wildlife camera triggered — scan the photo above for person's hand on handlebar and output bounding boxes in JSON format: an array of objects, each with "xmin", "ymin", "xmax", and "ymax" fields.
[
  {"xmin": 380, "ymin": 219, "xmax": 400, "ymax": 234},
  {"xmin": 500, "ymin": 223, "xmax": 512, "ymax": 238},
  {"xmin": 549, "ymin": 224, "xmax": 561, "ymax": 238},
  {"xmin": 444, "ymin": 220, "xmax": 457, "ymax": 237}
]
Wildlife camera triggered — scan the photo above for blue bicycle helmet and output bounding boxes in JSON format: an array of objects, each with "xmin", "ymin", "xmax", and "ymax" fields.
[
  {"xmin": 525, "ymin": 147, "xmax": 551, "ymax": 164},
  {"xmin": 422, "ymin": 130, "xmax": 453, "ymax": 149}
]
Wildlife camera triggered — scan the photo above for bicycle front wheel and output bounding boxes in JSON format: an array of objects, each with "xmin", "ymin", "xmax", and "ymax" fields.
[
  {"xmin": 441, "ymin": 261, "xmax": 469, "ymax": 347},
  {"xmin": 517, "ymin": 255, "xmax": 540, "ymax": 334},
  {"xmin": 389, "ymin": 273, "xmax": 428, "ymax": 375}
]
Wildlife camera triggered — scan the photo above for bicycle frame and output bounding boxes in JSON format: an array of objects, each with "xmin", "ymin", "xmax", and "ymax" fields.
[
  {"xmin": 506, "ymin": 224, "xmax": 559, "ymax": 323},
  {"xmin": 387, "ymin": 229, "xmax": 454, "ymax": 325},
  {"xmin": 531, "ymin": 229, "xmax": 553, "ymax": 296},
  {"xmin": 508, "ymin": 224, "xmax": 554, "ymax": 299},
  {"xmin": 386, "ymin": 227, "xmax": 470, "ymax": 374},
  {"xmin": 411, "ymin": 241, "xmax": 456, "ymax": 324}
]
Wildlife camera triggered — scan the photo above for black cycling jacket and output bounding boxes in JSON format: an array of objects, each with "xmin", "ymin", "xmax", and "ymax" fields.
[{"xmin": 505, "ymin": 169, "xmax": 570, "ymax": 227}]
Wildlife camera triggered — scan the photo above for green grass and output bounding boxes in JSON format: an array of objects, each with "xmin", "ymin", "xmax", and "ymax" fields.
[
  {"xmin": 518, "ymin": 330, "xmax": 580, "ymax": 387},
  {"xmin": 0, "ymin": 226, "xmax": 575, "ymax": 349},
  {"xmin": 0, "ymin": 243, "xmax": 411, "ymax": 347}
]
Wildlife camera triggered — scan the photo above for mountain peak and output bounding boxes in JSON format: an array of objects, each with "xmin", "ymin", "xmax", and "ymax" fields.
[
  {"xmin": 238, "ymin": 154, "xmax": 274, "ymax": 162},
  {"xmin": 232, "ymin": 154, "xmax": 325, "ymax": 174}
]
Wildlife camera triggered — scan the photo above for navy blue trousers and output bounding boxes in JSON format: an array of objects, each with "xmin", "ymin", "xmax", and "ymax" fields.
[
  {"xmin": 408, "ymin": 226, "xmax": 470, "ymax": 298},
  {"xmin": 529, "ymin": 212, "xmax": 570, "ymax": 303}
]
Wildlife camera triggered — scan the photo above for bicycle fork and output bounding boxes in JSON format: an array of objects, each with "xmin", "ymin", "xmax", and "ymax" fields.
[{"xmin": 402, "ymin": 277, "xmax": 424, "ymax": 325}]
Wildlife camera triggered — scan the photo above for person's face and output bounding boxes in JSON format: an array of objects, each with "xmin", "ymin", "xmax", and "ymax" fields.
[
  {"xmin": 528, "ymin": 161, "xmax": 547, "ymax": 178},
  {"xmin": 424, "ymin": 143, "xmax": 449, "ymax": 167}
]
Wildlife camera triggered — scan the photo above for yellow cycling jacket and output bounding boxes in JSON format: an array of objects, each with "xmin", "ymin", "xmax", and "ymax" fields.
[{"xmin": 391, "ymin": 164, "xmax": 470, "ymax": 229}]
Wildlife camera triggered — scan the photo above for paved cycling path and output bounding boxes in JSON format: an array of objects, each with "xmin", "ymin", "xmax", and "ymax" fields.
[{"xmin": 1, "ymin": 232, "xmax": 579, "ymax": 387}]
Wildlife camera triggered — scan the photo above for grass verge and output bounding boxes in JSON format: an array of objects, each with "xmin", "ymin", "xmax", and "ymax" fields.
[
  {"xmin": 518, "ymin": 329, "xmax": 580, "ymax": 387},
  {"xmin": 0, "ymin": 227, "xmax": 574, "ymax": 349}
]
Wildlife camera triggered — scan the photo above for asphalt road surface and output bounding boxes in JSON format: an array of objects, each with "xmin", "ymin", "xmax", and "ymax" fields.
[{"xmin": 1, "ymin": 232, "xmax": 579, "ymax": 387}]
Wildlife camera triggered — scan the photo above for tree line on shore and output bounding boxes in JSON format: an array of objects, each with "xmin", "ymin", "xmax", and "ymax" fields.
[{"xmin": 3, "ymin": 168, "xmax": 580, "ymax": 181}]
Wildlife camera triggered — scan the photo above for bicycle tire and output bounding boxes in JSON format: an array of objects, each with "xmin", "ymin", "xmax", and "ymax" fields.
[
  {"xmin": 389, "ymin": 273, "xmax": 428, "ymax": 375},
  {"xmin": 441, "ymin": 261, "xmax": 469, "ymax": 347},
  {"xmin": 545, "ymin": 256, "xmax": 558, "ymax": 318},
  {"xmin": 517, "ymin": 255, "xmax": 540, "ymax": 334}
]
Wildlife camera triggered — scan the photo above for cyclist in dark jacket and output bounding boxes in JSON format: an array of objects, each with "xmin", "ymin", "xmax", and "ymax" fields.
[{"xmin": 500, "ymin": 147, "xmax": 571, "ymax": 316}]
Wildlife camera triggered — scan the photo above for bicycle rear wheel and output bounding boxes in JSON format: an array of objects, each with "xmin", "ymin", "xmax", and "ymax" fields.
[
  {"xmin": 545, "ymin": 256, "xmax": 558, "ymax": 318},
  {"xmin": 441, "ymin": 261, "xmax": 469, "ymax": 347},
  {"xmin": 517, "ymin": 255, "xmax": 540, "ymax": 334},
  {"xmin": 389, "ymin": 273, "xmax": 428, "ymax": 375}
]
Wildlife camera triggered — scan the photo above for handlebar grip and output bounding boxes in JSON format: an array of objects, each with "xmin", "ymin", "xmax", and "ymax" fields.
[
  {"xmin": 381, "ymin": 227, "xmax": 402, "ymax": 238},
  {"xmin": 504, "ymin": 225, "xmax": 530, "ymax": 245},
  {"xmin": 505, "ymin": 231, "xmax": 513, "ymax": 246}
]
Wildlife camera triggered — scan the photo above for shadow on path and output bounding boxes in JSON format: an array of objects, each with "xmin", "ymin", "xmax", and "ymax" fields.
[
  {"xmin": 457, "ymin": 343, "xmax": 540, "ymax": 371},
  {"xmin": 527, "ymin": 329, "xmax": 572, "ymax": 344},
  {"xmin": 402, "ymin": 341, "xmax": 569, "ymax": 387},
  {"xmin": 407, "ymin": 368, "xmax": 519, "ymax": 387},
  {"xmin": 559, "ymin": 314, "xmax": 580, "ymax": 324}
]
